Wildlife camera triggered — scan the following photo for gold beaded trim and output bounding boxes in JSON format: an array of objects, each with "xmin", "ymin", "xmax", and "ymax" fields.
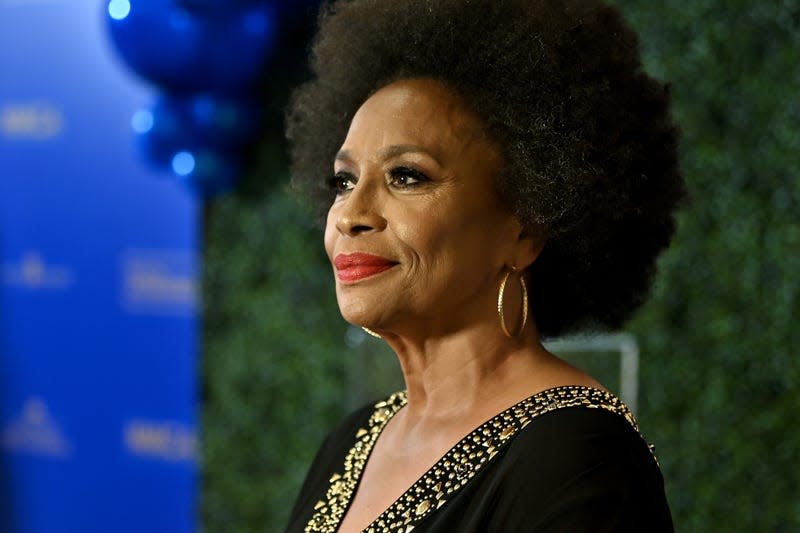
[{"xmin": 303, "ymin": 386, "xmax": 643, "ymax": 533}]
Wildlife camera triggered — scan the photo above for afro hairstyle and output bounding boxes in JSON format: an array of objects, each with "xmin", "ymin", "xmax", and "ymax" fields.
[{"xmin": 286, "ymin": 0, "xmax": 687, "ymax": 338}]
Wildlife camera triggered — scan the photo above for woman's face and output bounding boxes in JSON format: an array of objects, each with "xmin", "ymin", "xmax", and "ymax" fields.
[{"xmin": 324, "ymin": 78, "xmax": 527, "ymax": 337}]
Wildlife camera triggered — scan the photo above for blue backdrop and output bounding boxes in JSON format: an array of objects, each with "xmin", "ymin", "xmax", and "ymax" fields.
[{"xmin": 0, "ymin": 2, "xmax": 199, "ymax": 532}]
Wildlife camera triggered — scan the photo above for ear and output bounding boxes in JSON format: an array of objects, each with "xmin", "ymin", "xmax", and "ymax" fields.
[{"xmin": 510, "ymin": 224, "xmax": 546, "ymax": 271}]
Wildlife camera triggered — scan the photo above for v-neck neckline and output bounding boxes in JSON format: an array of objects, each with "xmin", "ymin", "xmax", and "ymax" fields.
[{"xmin": 303, "ymin": 386, "xmax": 640, "ymax": 533}]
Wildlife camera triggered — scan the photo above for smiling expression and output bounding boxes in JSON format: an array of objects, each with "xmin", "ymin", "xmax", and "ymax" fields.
[{"xmin": 324, "ymin": 78, "xmax": 527, "ymax": 337}]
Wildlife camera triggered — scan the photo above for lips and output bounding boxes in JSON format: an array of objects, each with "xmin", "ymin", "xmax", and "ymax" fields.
[{"xmin": 333, "ymin": 253, "xmax": 398, "ymax": 282}]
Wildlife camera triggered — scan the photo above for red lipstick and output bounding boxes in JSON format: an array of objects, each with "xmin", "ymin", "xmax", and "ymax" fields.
[{"xmin": 334, "ymin": 253, "xmax": 397, "ymax": 282}]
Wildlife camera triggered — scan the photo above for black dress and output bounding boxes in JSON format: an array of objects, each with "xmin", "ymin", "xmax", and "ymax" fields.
[{"xmin": 286, "ymin": 386, "xmax": 673, "ymax": 532}]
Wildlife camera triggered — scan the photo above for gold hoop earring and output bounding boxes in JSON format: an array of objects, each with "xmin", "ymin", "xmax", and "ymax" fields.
[
  {"xmin": 497, "ymin": 267, "xmax": 528, "ymax": 338},
  {"xmin": 362, "ymin": 326, "xmax": 382, "ymax": 339}
]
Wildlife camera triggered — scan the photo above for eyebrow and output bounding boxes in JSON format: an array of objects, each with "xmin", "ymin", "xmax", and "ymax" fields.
[{"xmin": 335, "ymin": 144, "xmax": 442, "ymax": 165}]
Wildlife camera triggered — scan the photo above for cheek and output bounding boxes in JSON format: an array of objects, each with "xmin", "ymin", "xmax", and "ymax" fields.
[
  {"xmin": 420, "ymin": 202, "xmax": 510, "ymax": 270},
  {"xmin": 323, "ymin": 208, "xmax": 338, "ymax": 261},
  {"xmin": 392, "ymin": 205, "xmax": 446, "ymax": 253}
]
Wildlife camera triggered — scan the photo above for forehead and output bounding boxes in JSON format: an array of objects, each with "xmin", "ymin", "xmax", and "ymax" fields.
[{"xmin": 342, "ymin": 78, "xmax": 490, "ymax": 159}]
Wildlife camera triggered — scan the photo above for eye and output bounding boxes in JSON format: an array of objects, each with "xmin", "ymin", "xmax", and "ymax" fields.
[
  {"xmin": 388, "ymin": 166, "xmax": 429, "ymax": 188},
  {"xmin": 327, "ymin": 171, "xmax": 356, "ymax": 195}
]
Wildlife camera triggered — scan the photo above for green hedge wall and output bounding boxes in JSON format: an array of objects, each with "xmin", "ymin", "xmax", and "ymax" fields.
[
  {"xmin": 618, "ymin": 2, "xmax": 800, "ymax": 530},
  {"xmin": 202, "ymin": 2, "xmax": 800, "ymax": 531}
]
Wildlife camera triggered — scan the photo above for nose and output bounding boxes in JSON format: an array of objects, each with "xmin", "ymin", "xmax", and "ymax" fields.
[{"xmin": 334, "ymin": 178, "xmax": 387, "ymax": 237}]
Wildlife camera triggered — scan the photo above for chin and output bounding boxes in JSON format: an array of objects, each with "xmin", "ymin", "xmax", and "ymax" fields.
[{"xmin": 337, "ymin": 296, "xmax": 379, "ymax": 326}]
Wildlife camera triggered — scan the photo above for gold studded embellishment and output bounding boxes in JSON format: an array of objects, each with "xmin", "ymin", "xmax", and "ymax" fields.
[
  {"xmin": 303, "ymin": 392, "xmax": 408, "ymax": 533},
  {"xmin": 303, "ymin": 386, "xmax": 643, "ymax": 533}
]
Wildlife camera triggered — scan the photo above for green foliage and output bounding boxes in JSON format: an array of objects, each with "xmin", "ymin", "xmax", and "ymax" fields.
[
  {"xmin": 614, "ymin": 1, "xmax": 800, "ymax": 530},
  {"xmin": 202, "ymin": 2, "xmax": 800, "ymax": 531},
  {"xmin": 202, "ymin": 143, "xmax": 349, "ymax": 530}
]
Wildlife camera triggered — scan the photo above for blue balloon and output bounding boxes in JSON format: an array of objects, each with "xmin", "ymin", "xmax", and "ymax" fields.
[
  {"xmin": 174, "ymin": 148, "xmax": 239, "ymax": 196},
  {"xmin": 197, "ymin": 3, "xmax": 277, "ymax": 91},
  {"xmin": 107, "ymin": 0, "xmax": 277, "ymax": 92},
  {"xmin": 132, "ymin": 94, "xmax": 254, "ymax": 197},
  {"xmin": 177, "ymin": 0, "xmax": 262, "ymax": 12},
  {"xmin": 108, "ymin": 0, "xmax": 274, "ymax": 195},
  {"xmin": 135, "ymin": 96, "xmax": 192, "ymax": 167},
  {"xmin": 186, "ymin": 94, "xmax": 262, "ymax": 148},
  {"xmin": 106, "ymin": 0, "xmax": 205, "ymax": 90}
]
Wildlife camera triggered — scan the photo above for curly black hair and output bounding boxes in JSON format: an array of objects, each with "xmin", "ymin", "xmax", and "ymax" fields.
[{"xmin": 286, "ymin": 0, "xmax": 686, "ymax": 338}]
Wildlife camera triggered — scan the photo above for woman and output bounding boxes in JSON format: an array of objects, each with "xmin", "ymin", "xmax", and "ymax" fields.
[{"xmin": 285, "ymin": 0, "xmax": 685, "ymax": 531}]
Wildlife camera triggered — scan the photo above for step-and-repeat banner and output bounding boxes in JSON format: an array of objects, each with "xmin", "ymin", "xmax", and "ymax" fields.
[{"xmin": 0, "ymin": 2, "xmax": 198, "ymax": 532}]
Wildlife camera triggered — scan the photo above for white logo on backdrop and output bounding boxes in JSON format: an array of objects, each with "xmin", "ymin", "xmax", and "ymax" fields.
[
  {"xmin": 1, "ymin": 397, "xmax": 73, "ymax": 458},
  {"xmin": 121, "ymin": 249, "xmax": 198, "ymax": 315},
  {"xmin": 0, "ymin": 101, "xmax": 64, "ymax": 139},
  {"xmin": 123, "ymin": 419, "xmax": 196, "ymax": 462},
  {"xmin": 2, "ymin": 250, "xmax": 75, "ymax": 290}
]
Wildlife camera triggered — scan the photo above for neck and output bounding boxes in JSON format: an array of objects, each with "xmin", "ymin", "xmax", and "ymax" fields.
[{"xmin": 380, "ymin": 320, "xmax": 551, "ymax": 426}]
